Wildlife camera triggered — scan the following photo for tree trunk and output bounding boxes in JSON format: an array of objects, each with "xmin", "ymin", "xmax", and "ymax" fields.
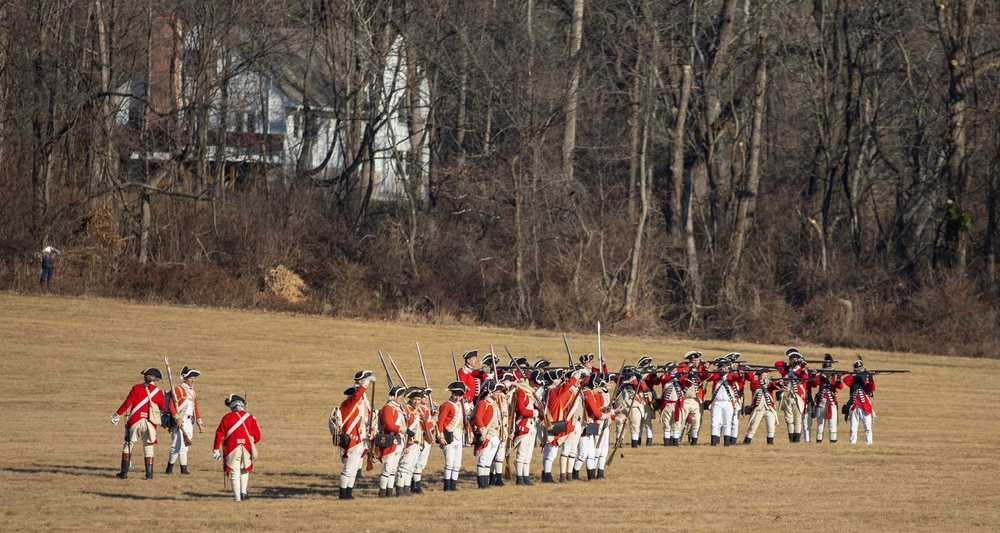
[{"xmin": 562, "ymin": 0, "xmax": 584, "ymax": 183}]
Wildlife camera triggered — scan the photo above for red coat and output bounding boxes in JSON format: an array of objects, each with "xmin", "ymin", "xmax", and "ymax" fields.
[
  {"xmin": 776, "ymin": 362, "xmax": 810, "ymax": 400},
  {"xmin": 746, "ymin": 375, "xmax": 780, "ymax": 410},
  {"xmin": 436, "ymin": 400, "xmax": 460, "ymax": 435},
  {"xmin": 458, "ymin": 365, "xmax": 489, "ymax": 403},
  {"xmin": 813, "ymin": 375, "xmax": 843, "ymax": 419},
  {"xmin": 377, "ymin": 401, "xmax": 406, "ymax": 457},
  {"xmin": 583, "ymin": 388, "xmax": 611, "ymax": 423},
  {"xmin": 167, "ymin": 384, "xmax": 200, "ymax": 421},
  {"xmin": 338, "ymin": 384, "xmax": 370, "ymax": 453},
  {"xmin": 116, "ymin": 382, "xmax": 166, "ymax": 440},
  {"xmin": 473, "ymin": 398, "xmax": 499, "ymax": 452},
  {"xmin": 513, "ymin": 387, "xmax": 539, "ymax": 436},
  {"xmin": 212, "ymin": 409, "xmax": 261, "ymax": 472},
  {"xmin": 544, "ymin": 376, "xmax": 579, "ymax": 442},
  {"xmin": 842, "ymin": 374, "xmax": 876, "ymax": 414}
]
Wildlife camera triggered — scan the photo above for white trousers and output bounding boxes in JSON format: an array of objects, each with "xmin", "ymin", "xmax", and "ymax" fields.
[
  {"xmin": 815, "ymin": 401, "xmax": 838, "ymax": 441},
  {"xmin": 169, "ymin": 418, "xmax": 194, "ymax": 464},
  {"xmin": 574, "ymin": 434, "xmax": 596, "ymax": 471},
  {"xmin": 475, "ymin": 436, "xmax": 500, "ymax": 476},
  {"xmin": 378, "ymin": 447, "xmax": 403, "ymax": 490},
  {"xmin": 709, "ymin": 400, "xmax": 734, "ymax": 438},
  {"xmin": 413, "ymin": 442, "xmax": 431, "ymax": 480},
  {"xmin": 339, "ymin": 444, "xmax": 365, "ymax": 488},
  {"xmin": 513, "ymin": 430, "xmax": 537, "ymax": 476},
  {"xmin": 849, "ymin": 409, "xmax": 873, "ymax": 445},
  {"xmin": 441, "ymin": 432, "xmax": 463, "ymax": 481}
]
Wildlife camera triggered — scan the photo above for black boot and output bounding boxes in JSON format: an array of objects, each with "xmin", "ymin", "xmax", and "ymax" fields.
[
  {"xmin": 743, "ymin": 436, "xmax": 752, "ymax": 445},
  {"xmin": 631, "ymin": 439, "xmax": 639, "ymax": 448},
  {"xmin": 596, "ymin": 469, "xmax": 605, "ymax": 479},
  {"xmin": 572, "ymin": 469, "xmax": 580, "ymax": 481},
  {"xmin": 165, "ymin": 462, "xmax": 174, "ymax": 474},
  {"xmin": 491, "ymin": 473, "xmax": 505, "ymax": 487},
  {"xmin": 412, "ymin": 480, "xmax": 422, "ymax": 494},
  {"xmin": 346, "ymin": 487, "xmax": 355, "ymax": 499},
  {"xmin": 524, "ymin": 474, "xmax": 534, "ymax": 486},
  {"xmin": 723, "ymin": 436, "xmax": 731, "ymax": 446},
  {"xmin": 378, "ymin": 488, "xmax": 389, "ymax": 498},
  {"xmin": 711, "ymin": 435, "xmax": 720, "ymax": 446},
  {"xmin": 115, "ymin": 456, "xmax": 130, "ymax": 479},
  {"xmin": 645, "ymin": 436, "xmax": 652, "ymax": 446},
  {"xmin": 144, "ymin": 460, "xmax": 154, "ymax": 480},
  {"xmin": 477, "ymin": 475, "xmax": 490, "ymax": 489},
  {"xmin": 794, "ymin": 432, "xmax": 802, "ymax": 443},
  {"xmin": 767, "ymin": 437, "xmax": 774, "ymax": 445},
  {"xmin": 587, "ymin": 468, "xmax": 596, "ymax": 481},
  {"xmin": 830, "ymin": 439, "xmax": 837, "ymax": 444},
  {"xmin": 558, "ymin": 472, "xmax": 567, "ymax": 483},
  {"xmin": 788, "ymin": 433, "xmax": 795, "ymax": 443},
  {"xmin": 816, "ymin": 438, "xmax": 823, "ymax": 443},
  {"xmin": 664, "ymin": 437, "xmax": 670, "ymax": 446},
  {"xmin": 339, "ymin": 487, "xmax": 348, "ymax": 500},
  {"xmin": 241, "ymin": 493, "xmax": 248, "ymax": 501},
  {"xmin": 395, "ymin": 486, "xmax": 404, "ymax": 497},
  {"xmin": 515, "ymin": 475, "xmax": 524, "ymax": 486},
  {"xmin": 542, "ymin": 472, "xmax": 555, "ymax": 483},
  {"xmin": 357, "ymin": 469, "xmax": 363, "ymax": 479},
  {"xmin": 690, "ymin": 437, "xmax": 698, "ymax": 445},
  {"xmin": 180, "ymin": 465, "xmax": 189, "ymax": 475}
]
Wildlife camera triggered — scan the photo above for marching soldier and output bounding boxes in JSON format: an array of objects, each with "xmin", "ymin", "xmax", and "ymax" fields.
[
  {"xmin": 473, "ymin": 379, "xmax": 504, "ymax": 488},
  {"xmin": 411, "ymin": 387, "xmax": 435, "ymax": 494},
  {"xmin": 842, "ymin": 358, "xmax": 877, "ymax": 445},
  {"xmin": 637, "ymin": 356, "xmax": 658, "ymax": 446},
  {"xmin": 679, "ymin": 351, "xmax": 707, "ymax": 445},
  {"xmin": 612, "ymin": 368, "xmax": 645, "ymax": 448},
  {"xmin": 112, "ymin": 367, "xmax": 167, "ymax": 480},
  {"xmin": 212, "ymin": 394, "xmax": 261, "ymax": 502},
  {"xmin": 658, "ymin": 366, "xmax": 686, "ymax": 446},
  {"xmin": 334, "ymin": 370, "xmax": 375, "ymax": 500},
  {"xmin": 728, "ymin": 361, "xmax": 750, "ymax": 445},
  {"xmin": 511, "ymin": 370, "xmax": 542, "ymax": 485},
  {"xmin": 376, "ymin": 385, "xmax": 409, "ymax": 497},
  {"xmin": 562, "ymin": 368, "xmax": 588, "ymax": 481},
  {"xmin": 396, "ymin": 387, "xmax": 427, "ymax": 496},
  {"xmin": 706, "ymin": 356, "xmax": 739, "ymax": 446},
  {"xmin": 776, "ymin": 350, "xmax": 810, "ymax": 442},
  {"xmin": 166, "ymin": 365, "xmax": 203, "ymax": 474},
  {"xmin": 436, "ymin": 381, "xmax": 469, "ymax": 491},
  {"xmin": 575, "ymin": 373, "xmax": 616, "ymax": 480},
  {"xmin": 492, "ymin": 373, "xmax": 517, "ymax": 486},
  {"xmin": 743, "ymin": 371, "xmax": 780, "ymax": 445},
  {"xmin": 814, "ymin": 355, "xmax": 843, "ymax": 443}
]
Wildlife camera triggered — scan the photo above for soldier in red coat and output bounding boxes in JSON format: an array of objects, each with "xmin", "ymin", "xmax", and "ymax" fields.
[
  {"xmin": 212, "ymin": 394, "xmax": 261, "ymax": 502},
  {"xmin": 334, "ymin": 370, "xmax": 375, "ymax": 500},
  {"xmin": 473, "ymin": 379, "xmax": 505, "ymax": 489},
  {"xmin": 458, "ymin": 350, "xmax": 489, "ymax": 405},
  {"xmin": 511, "ymin": 370, "xmax": 542, "ymax": 485},
  {"xmin": 813, "ymin": 355, "xmax": 844, "ymax": 443},
  {"xmin": 574, "ymin": 373, "xmax": 617, "ymax": 480},
  {"xmin": 112, "ymin": 367, "xmax": 166, "ymax": 480},
  {"xmin": 436, "ymin": 381, "xmax": 470, "ymax": 491},
  {"xmin": 376, "ymin": 385, "xmax": 409, "ymax": 497},
  {"xmin": 166, "ymin": 365, "xmax": 202, "ymax": 475},
  {"xmin": 776, "ymin": 350, "xmax": 810, "ymax": 442},
  {"xmin": 743, "ymin": 371, "xmax": 781, "ymax": 445},
  {"xmin": 842, "ymin": 358, "xmax": 877, "ymax": 445}
]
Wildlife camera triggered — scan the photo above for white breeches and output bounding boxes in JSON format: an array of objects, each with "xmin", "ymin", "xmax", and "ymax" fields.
[
  {"xmin": 441, "ymin": 434, "xmax": 463, "ymax": 481},
  {"xmin": 849, "ymin": 409, "xmax": 873, "ymax": 445},
  {"xmin": 709, "ymin": 400, "xmax": 735, "ymax": 438},
  {"xmin": 339, "ymin": 444, "xmax": 365, "ymax": 488}
]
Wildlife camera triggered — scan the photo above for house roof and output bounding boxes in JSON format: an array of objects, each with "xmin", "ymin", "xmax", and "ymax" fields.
[{"xmin": 235, "ymin": 27, "xmax": 342, "ymax": 111}]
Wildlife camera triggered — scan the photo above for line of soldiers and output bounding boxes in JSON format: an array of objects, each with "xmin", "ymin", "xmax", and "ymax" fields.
[
  {"xmin": 111, "ymin": 365, "xmax": 262, "ymax": 502},
  {"xmin": 333, "ymin": 347, "xmax": 893, "ymax": 498}
]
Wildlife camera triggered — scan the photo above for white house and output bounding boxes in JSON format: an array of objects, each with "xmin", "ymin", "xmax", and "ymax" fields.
[{"xmin": 114, "ymin": 19, "xmax": 429, "ymax": 202}]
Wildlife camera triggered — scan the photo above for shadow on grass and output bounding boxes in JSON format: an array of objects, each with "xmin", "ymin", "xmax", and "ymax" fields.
[
  {"xmin": 84, "ymin": 492, "xmax": 188, "ymax": 501},
  {"xmin": 5, "ymin": 464, "xmax": 111, "ymax": 477}
]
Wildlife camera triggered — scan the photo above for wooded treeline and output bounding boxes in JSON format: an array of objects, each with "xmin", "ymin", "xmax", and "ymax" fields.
[{"xmin": 2, "ymin": 0, "xmax": 999, "ymax": 356}]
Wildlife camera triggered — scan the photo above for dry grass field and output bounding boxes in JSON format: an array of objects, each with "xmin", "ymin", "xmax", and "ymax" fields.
[{"xmin": 1, "ymin": 293, "xmax": 998, "ymax": 532}]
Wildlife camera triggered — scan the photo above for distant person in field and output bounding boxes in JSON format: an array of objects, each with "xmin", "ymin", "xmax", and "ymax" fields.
[
  {"xmin": 111, "ymin": 367, "xmax": 166, "ymax": 480},
  {"xmin": 166, "ymin": 366, "xmax": 203, "ymax": 475},
  {"xmin": 334, "ymin": 370, "xmax": 375, "ymax": 500},
  {"xmin": 376, "ymin": 385, "xmax": 408, "ymax": 498},
  {"xmin": 776, "ymin": 350, "xmax": 809, "ymax": 443},
  {"xmin": 39, "ymin": 246, "xmax": 59, "ymax": 287},
  {"xmin": 472, "ymin": 379, "xmax": 504, "ymax": 489},
  {"xmin": 395, "ymin": 387, "xmax": 427, "ymax": 496},
  {"xmin": 637, "ymin": 356, "xmax": 658, "ymax": 446},
  {"xmin": 842, "ymin": 358, "xmax": 877, "ymax": 445},
  {"xmin": 813, "ymin": 355, "xmax": 843, "ymax": 443},
  {"xmin": 511, "ymin": 369, "xmax": 542, "ymax": 485},
  {"xmin": 212, "ymin": 394, "xmax": 261, "ymax": 502},
  {"xmin": 458, "ymin": 350, "xmax": 489, "ymax": 407},
  {"xmin": 436, "ymin": 381, "xmax": 470, "ymax": 491},
  {"xmin": 679, "ymin": 351, "xmax": 706, "ymax": 445},
  {"xmin": 410, "ymin": 387, "xmax": 435, "ymax": 494}
]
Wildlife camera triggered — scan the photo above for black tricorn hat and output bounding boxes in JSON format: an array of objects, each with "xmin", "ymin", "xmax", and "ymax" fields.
[
  {"xmin": 462, "ymin": 350, "xmax": 478, "ymax": 360},
  {"xmin": 404, "ymin": 387, "xmax": 425, "ymax": 399},
  {"xmin": 225, "ymin": 394, "xmax": 246, "ymax": 407},
  {"xmin": 344, "ymin": 385, "xmax": 359, "ymax": 396},
  {"xmin": 141, "ymin": 367, "xmax": 162, "ymax": 380},
  {"xmin": 388, "ymin": 385, "xmax": 406, "ymax": 398},
  {"xmin": 354, "ymin": 370, "xmax": 373, "ymax": 381},
  {"xmin": 823, "ymin": 354, "xmax": 835, "ymax": 369},
  {"xmin": 785, "ymin": 348, "xmax": 800, "ymax": 357},
  {"xmin": 580, "ymin": 353, "xmax": 595, "ymax": 364},
  {"xmin": 180, "ymin": 366, "xmax": 200, "ymax": 379},
  {"xmin": 481, "ymin": 353, "xmax": 498, "ymax": 367},
  {"xmin": 447, "ymin": 381, "xmax": 469, "ymax": 394},
  {"xmin": 637, "ymin": 356, "xmax": 653, "ymax": 367},
  {"xmin": 514, "ymin": 357, "xmax": 529, "ymax": 366},
  {"xmin": 787, "ymin": 351, "xmax": 803, "ymax": 360},
  {"xmin": 528, "ymin": 369, "xmax": 543, "ymax": 383},
  {"xmin": 683, "ymin": 351, "xmax": 703, "ymax": 360}
]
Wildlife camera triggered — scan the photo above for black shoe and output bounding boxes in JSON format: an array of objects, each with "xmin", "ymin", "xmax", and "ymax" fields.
[
  {"xmin": 816, "ymin": 439, "xmax": 823, "ymax": 443},
  {"xmin": 116, "ymin": 459, "xmax": 130, "ymax": 479},
  {"xmin": 631, "ymin": 439, "xmax": 639, "ymax": 448},
  {"xmin": 515, "ymin": 475, "xmax": 524, "ymax": 486},
  {"xmin": 572, "ymin": 469, "xmax": 580, "ymax": 481},
  {"xmin": 830, "ymin": 439, "xmax": 837, "ymax": 444},
  {"xmin": 339, "ymin": 487, "xmax": 347, "ymax": 500},
  {"xmin": 723, "ymin": 436, "xmax": 731, "ymax": 446},
  {"xmin": 395, "ymin": 486, "xmax": 404, "ymax": 497},
  {"xmin": 690, "ymin": 438, "xmax": 698, "ymax": 445},
  {"xmin": 242, "ymin": 493, "xmax": 249, "ymax": 501},
  {"xmin": 443, "ymin": 479, "xmax": 451, "ymax": 491},
  {"xmin": 491, "ymin": 473, "xmax": 505, "ymax": 487},
  {"xmin": 145, "ymin": 463, "xmax": 154, "ymax": 480},
  {"xmin": 743, "ymin": 436, "xmax": 752, "ymax": 445},
  {"xmin": 378, "ymin": 488, "xmax": 389, "ymax": 498},
  {"xmin": 451, "ymin": 479, "xmax": 459, "ymax": 491},
  {"xmin": 477, "ymin": 475, "xmax": 490, "ymax": 489},
  {"xmin": 645, "ymin": 437, "xmax": 652, "ymax": 446},
  {"xmin": 795, "ymin": 433, "xmax": 802, "ymax": 443},
  {"xmin": 357, "ymin": 469, "xmax": 363, "ymax": 479},
  {"xmin": 586, "ymin": 468, "xmax": 596, "ymax": 481},
  {"xmin": 711, "ymin": 436, "xmax": 720, "ymax": 446},
  {"xmin": 767, "ymin": 437, "xmax": 774, "ymax": 445},
  {"xmin": 664, "ymin": 438, "xmax": 670, "ymax": 446},
  {"xmin": 165, "ymin": 462, "xmax": 174, "ymax": 474},
  {"xmin": 412, "ymin": 481, "xmax": 422, "ymax": 494},
  {"xmin": 524, "ymin": 475, "xmax": 534, "ymax": 486},
  {"xmin": 542, "ymin": 472, "xmax": 555, "ymax": 483},
  {"xmin": 346, "ymin": 487, "xmax": 355, "ymax": 499},
  {"xmin": 788, "ymin": 434, "xmax": 795, "ymax": 443},
  {"xmin": 180, "ymin": 465, "xmax": 189, "ymax": 475},
  {"xmin": 596, "ymin": 469, "xmax": 605, "ymax": 479}
]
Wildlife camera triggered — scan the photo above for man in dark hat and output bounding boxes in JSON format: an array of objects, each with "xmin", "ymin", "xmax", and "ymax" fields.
[
  {"xmin": 814, "ymin": 355, "xmax": 843, "ymax": 443},
  {"xmin": 112, "ymin": 367, "xmax": 167, "ymax": 479},
  {"xmin": 511, "ymin": 370, "xmax": 542, "ymax": 485},
  {"xmin": 396, "ymin": 387, "xmax": 428, "ymax": 496},
  {"xmin": 636, "ymin": 356, "xmax": 658, "ymax": 446},
  {"xmin": 458, "ymin": 350, "xmax": 489, "ymax": 407},
  {"xmin": 376, "ymin": 385, "xmax": 408, "ymax": 497},
  {"xmin": 334, "ymin": 370, "xmax": 375, "ymax": 499},
  {"xmin": 776, "ymin": 351, "xmax": 809, "ymax": 442},
  {"xmin": 436, "ymin": 381, "xmax": 470, "ymax": 491},
  {"xmin": 410, "ymin": 387, "xmax": 436, "ymax": 494},
  {"xmin": 743, "ymin": 371, "xmax": 779, "ymax": 445},
  {"xmin": 575, "ymin": 372, "xmax": 618, "ymax": 480},
  {"xmin": 842, "ymin": 357, "xmax": 877, "ymax": 445},
  {"xmin": 212, "ymin": 394, "xmax": 261, "ymax": 502},
  {"xmin": 166, "ymin": 365, "xmax": 203, "ymax": 475},
  {"xmin": 473, "ymin": 380, "xmax": 505, "ymax": 488},
  {"xmin": 679, "ymin": 351, "xmax": 706, "ymax": 445}
]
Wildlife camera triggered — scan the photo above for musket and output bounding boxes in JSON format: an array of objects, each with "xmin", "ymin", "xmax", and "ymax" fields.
[
  {"xmin": 595, "ymin": 358, "xmax": 627, "ymax": 448},
  {"xmin": 416, "ymin": 342, "xmax": 436, "ymax": 411},
  {"xmin": 365, "ymin": 378, "xmax": 376, "ymax": 471},
  {"xmin": 163, "ymin": 357, "xmax": 191, "ymax": 446},
  {"xmin": 377, "ymin": 349, "xmax": 396, "ymax": 388},
  {"xmin": 597, "ymin": 321, "xmax": 605, "ymax": 371},
  {"xmin": 607, "ymin": 379, "xmax": 638, "ymax": 468},
  {"xmin": 385, "ymin": 352, "xmax": 409, "ymax": 388},
  {"xmin": 803, "ymin": 359, "xmax": 838, "ymax": 364},
  {"xmin": 823, "ymin": 368, "xmax": 910, "ymax": 375},
  {"xmin": 563, "ymin": 333, "xmax": 574, "ymax": 367}
]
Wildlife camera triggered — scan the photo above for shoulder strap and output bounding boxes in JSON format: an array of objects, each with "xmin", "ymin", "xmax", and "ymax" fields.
[{"xmin": 225, "ymin": 412, "xmax": 252, "ymax": 440}]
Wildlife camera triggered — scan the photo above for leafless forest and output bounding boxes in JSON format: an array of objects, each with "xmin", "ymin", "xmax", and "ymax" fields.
[{"xmin": 1, "ymin": 1, "xmax": 998, "ymax": 356}]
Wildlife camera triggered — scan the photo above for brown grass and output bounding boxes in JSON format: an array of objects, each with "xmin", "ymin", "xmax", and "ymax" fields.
[{"xmin": 1, "ymin": 293, "xmax": 997, "ymax": 532}]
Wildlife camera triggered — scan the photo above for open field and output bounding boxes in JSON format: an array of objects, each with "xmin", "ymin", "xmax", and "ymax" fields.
[{"xmin": 1, "ymin": 293, "xmax": 998, "ymax": 532}]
